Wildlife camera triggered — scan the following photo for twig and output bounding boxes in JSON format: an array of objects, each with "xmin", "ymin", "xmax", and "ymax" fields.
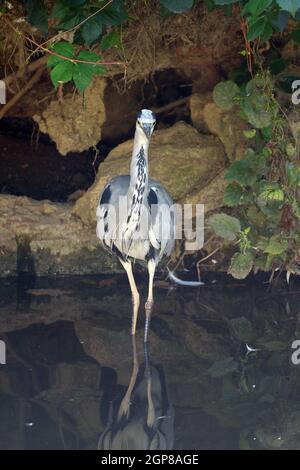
[
  {"xmin": 152, "ymin": 96, "xmax": 189, "ymax": 114},
  {"xmin": 38, "ymin": 0, "xmax": 114, "ymax": 49},
  {"xmin": 3, "ymin": 56, "xmax": 47, "ymax": 87},
  {"xmin": 2, "ymin": 14, "xmax": 126, "ymax": 68},
  {"xmin": 0, "ymin": 67, "xmax": 44, "ymax": 119}
]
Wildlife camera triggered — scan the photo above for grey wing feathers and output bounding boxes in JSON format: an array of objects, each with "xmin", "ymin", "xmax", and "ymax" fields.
[
  {"xmin": 96, "ymin": 175, "xmax": 130, "ymax": 252},
  {"xmin": 96, "ymin": 175, "xmax": 175, "ymax": 262},
  {"xmin": 148, "ymin": 179, "xmax": 176, "ymax": 260}
]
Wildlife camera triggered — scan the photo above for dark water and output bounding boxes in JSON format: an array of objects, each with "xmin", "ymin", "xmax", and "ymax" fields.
[{"xmin": 0, "ymin": 274, "xmax": 300, "ymax": 450}]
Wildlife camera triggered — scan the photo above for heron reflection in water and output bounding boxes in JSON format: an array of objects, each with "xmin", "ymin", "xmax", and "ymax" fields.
[{"xmin": 98, "ymin": 337, "xmax": 174, "ymax": 450}]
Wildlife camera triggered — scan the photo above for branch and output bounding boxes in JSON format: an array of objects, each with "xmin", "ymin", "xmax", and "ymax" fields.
[
  {"xmin": 3, "ymin": 56, "xmax": 47, "ymax": 87},
  {"xmin": 2, "ymin": 10, "xmax": 127, "ymax": 69},
  {"xmin": 0, "ymin": 67, "xmax": 44, "ymax": 120}
]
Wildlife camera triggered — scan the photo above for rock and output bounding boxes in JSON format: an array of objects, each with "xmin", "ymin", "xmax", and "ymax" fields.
[
  {"xmin": 0, "ymin": 194, "xmax": 118, "ymax": 277},
  {"xmin": 73, "ymin": 122, "xmax": 226, "ymax": 226},
  {"xmin": 203, "ymin": 102, "xmax": 248, "ymax": 161},
  {"xmin": 34, "ymin": 78, "xmax": 106, "ymax": 156},
  {"xmin": 187, "ymin": 169, "xmax": 227, "ymax": 214},
  {"xmin": 189, "ymin": 92, "xmax": 213, "ymax": 133},
  {"xmin": 33, "ymin": 77, "xmax": 147, "ymax": 155},
  {"xmin": 190, "ymin": 97, "xmax": 248, "ymax": 162}
]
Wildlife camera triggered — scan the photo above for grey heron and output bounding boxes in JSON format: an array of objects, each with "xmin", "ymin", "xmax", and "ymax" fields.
[{"xmin": 96, "ymin": 109, "xmax": 175, "ymax": 341}]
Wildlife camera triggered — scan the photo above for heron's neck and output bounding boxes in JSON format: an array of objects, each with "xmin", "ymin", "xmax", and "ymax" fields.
[
  {"xmin": 126, "ymin": 130, "xmax": 149, "ymax": 225},
  {"xmin": 128, "ymin": 129, "xmax": 149, "ymax": 198}
]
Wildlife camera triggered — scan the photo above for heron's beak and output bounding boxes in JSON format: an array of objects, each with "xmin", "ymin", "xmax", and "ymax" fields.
[{"xmin": 142, "ymin": 124, "xmax": 153, "ymax": 139}]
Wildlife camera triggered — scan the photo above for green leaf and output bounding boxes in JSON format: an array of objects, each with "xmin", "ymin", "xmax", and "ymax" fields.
[
  {"xmin": 73, "ymin": 62, "xmax": 94, "ymax": 92},
  {"xmin": 242, "ymin": 98, "xmax": 272, "ymax": 128},
  {"xmin": 247, "ymin": 17, "xmax": 265, "ymax": 40},
  {"xmin": 225, "ymin": 159, "xmax": 256, "ymax": 186},
  {"xmin": 243, "ymin": 128, "xmax": 256, "ymax": 138},
  {"xmin": 242, "ymin": 0, "xmax": 273, "ymax": 18},
  {"xmin": 77, "ymin": 50, "xmax": 106, "ymax": 75},
  {"xmin": 214, "ymin": 0, "xmax": 238, "ymax": 4},
  {"xmin": 209, "ymin": 213, "xmax": 241, "ymax": 241},
  {"xmin": 264, "ymin": 236, "xmax": 288, "ymax": 255},
  {"xmin": 48, "ymin": 41, "xmax": 75, "ymax": 67},
  {"xmin": 99, "ymin": 4, "xmax": 127, "ymax": 25},
  {"xmin": 276, "ymin": 0, "xmax": 300, "ymax": 17},
  {"xmin": 272, "ymin": 9, "xmax": 289, "ymax": 31},
  {"xmin": 64, "ymin": 0, "xmax": 86, "ymax": 5},
  {"xmin": 208, "ymin": 357, "xmax": 239, "ymax": 377},
  {"xmin": 223, "ymin": 182, "xmax": 245, "ymax": 206},
  {"xmin": 259, "ymin": 184, "xmax": 284, "ymax": 202},
  {"xmin": 58, "ymin": 12, "xmax": 85, "ymax": 29},
  {"xmin": 160, "ymin": 0, "xmax": 194, "ymax": 13},
  {"xmin": 50, "ymin": 60, "xmax": 74, "ymax": 88},
  {"xmin": 213, "ymin": 80, "xmax": 240, "ymax": 110},
  {"xmin": 228, "ymin": 252, "xmax": 254, "ymax": 279},
  {"xmin": 229, "ymin": 317, "xmax": 253, "ymax": 342},
  {"xmin": 101, "ymin": 30, "xmax": 121, "ymax": 51},
  {"xmin": 25, "ymin": 0, "xmax": 48, "ymax": 35},
  {"xmin": 81, "ymin": 16, "xmax": 102, "ymax": 44},
  {"xmin": 51, "ymin": 0, "xmax": 70, "ymax": 20}
]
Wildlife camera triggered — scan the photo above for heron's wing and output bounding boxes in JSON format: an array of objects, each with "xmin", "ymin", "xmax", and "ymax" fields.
[
  {"xmin": 96, "ymin": 175, "xmax": 130, "ymax": 253},
  {"xmin": 148, "ymin": 180, "xmax": 176, "ymax": 260}
]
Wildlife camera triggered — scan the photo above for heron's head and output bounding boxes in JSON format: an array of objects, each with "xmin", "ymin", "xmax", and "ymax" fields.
[{"xmin": 136, "ymin": 109, "xmax": 156, "ymax": 139}]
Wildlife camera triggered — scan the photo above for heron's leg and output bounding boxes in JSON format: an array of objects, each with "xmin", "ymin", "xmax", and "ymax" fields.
[
  {"xmin": 144, "ymin": 341, "xmax": 155, "ymax": 427},
  {"xmin": 118, "ymin": 336, "xmax": 139, "ymax": 421},
  {"xmin": 119, "ymin": 259, "xmax": 140, "ymax": 335},
  {"xmin": 144, "ymin": 259, "xmax": 156, "ymax": 343}
]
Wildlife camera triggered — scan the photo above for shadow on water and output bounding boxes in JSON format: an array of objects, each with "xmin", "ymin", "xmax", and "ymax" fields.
[{"xmin": 0, "ymin": 274, "xmax": 300, "ymax": 449}]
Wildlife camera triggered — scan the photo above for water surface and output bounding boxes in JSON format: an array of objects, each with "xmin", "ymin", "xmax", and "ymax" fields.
[{"xmin": 0, "ymin": 274, "xmax": 300, "ymax": 450}]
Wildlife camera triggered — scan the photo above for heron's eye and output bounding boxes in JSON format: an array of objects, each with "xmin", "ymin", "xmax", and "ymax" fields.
[{"xmin": 137, "ymin": 119, "xmax": 142, "ymax": 126}]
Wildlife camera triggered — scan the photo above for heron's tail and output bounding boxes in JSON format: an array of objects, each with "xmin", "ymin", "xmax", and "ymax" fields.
[{"xmin": 167, "ymin": 268, "xmax": 205, "ymax": 287}]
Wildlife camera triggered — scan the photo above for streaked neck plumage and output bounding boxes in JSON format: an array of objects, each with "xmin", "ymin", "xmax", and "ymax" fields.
[{"xmin": 127, "ymin": 127, "xmax": 150, "ymax": 222}]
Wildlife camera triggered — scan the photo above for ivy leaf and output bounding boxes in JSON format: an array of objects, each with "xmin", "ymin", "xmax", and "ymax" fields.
[
  {"xmin": 101, "ymin": 30, "xmax": 121, "ymax": 51},
  {"xmin": 24, "ymin": 0, "xmax": 48, "ymax": 35},
  {"xmin": 225, "ymin": 159, "xmax": 256, "ymax": 186},
  {"xmin": 243, "ymin": 98, "xmax": 272, "ymax": 128},
  {"xmin": 259, "ymin": 184, "xmax": 285, "ymax": 202},
  {"xmin": 228, "ymin": 252, "xmax": 254, "ymax": 279},
  {"xmin": 276, "ymin": 0, "xmax": 300, "ymax": 17},
  {"xmin": 160, "ymin": 0, "xmax": 194, "ymax": 13},
  {"xmin": 229, "ymin": 317, "xmax": 253, "ymax": 342},
  {"xmin": 50, "ymin": 60, "xmax": 74, "ymax": 88},
  {"xmin": 223, "ymin": 182, "xmax": 245, "ymax": 206},
  {"xmin": 243, "ymin": 129, "xmax": 256, "ymax": 138},
  {"xmin": 81, "ymin": 16, "xmax": 102, "ymax": 44},
  {"xmin": 264, "ymin": 236, "xmax": 288, "ymax": 255},
  {"xmin": 213, "ymin": 80, "xmax": 240, "ymax": 110},
  {"xmin": 209, "ymin": 213, "xmax": 241, "ymax": 241},
  {"xmin": 48, "ymin": 41, "xmax": 75, "ymax": 67}
]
